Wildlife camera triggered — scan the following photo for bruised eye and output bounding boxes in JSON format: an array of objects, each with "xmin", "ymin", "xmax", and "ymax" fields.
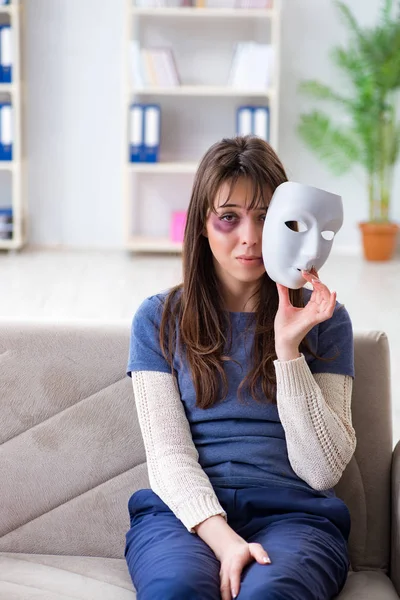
[
  {"xmin": 220, "ymin": 214, "xmax": 237, "ymax": 222},
  {"xmin": 321, "ymin": 230, "xmax": 335, "ymax": 241},
  {"xmin": 285, "ymin": 221, "xmax": 308, "ymax": 232}
]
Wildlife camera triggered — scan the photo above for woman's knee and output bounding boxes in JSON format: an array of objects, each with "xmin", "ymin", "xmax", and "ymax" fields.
[
  {"xmin": 139, "ymin": 572, "xmax": 218, "ymax": 600},
  {"xmin": 239, "ymin": 574, "xmax": 341, "ymax": 600}
]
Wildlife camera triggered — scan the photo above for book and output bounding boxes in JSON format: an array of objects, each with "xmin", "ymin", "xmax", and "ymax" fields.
[{"xmin": 138, "ymin": 46, "xmax": 180, "ymax": 87}]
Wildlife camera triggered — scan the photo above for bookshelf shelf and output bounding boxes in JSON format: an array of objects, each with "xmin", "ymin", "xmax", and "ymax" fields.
[
  {"xmin": 0, "ymin": 6, "xmax": 14, "ymax": 16},
  {"xmin": 0, "ymin": 160, "xmax": 14, "ymax": 170},
  {"xmin": 0, "ymin": 237, "xmax": 19, "ymax": 249},
  {"xmin": 132, "ymin": 85, "xmax": 275, "ymax": 97},
  {"xmin": 131, "ymin": 7, "xmax": 275, "ymax": 18},
  {"xmin": 127, "ymin": 235, "xmax": 183, "ymax": 253},
  {"xmin": 0, "ymin": 83, "xmax": 14, "ymax": 93},
  {"xmin": 124, "ymin": 0, "xmax": 281, "ymax": 253},
  {"xmin": 128, "ymin": 161, "xmax": 198, "ymax": 173}
]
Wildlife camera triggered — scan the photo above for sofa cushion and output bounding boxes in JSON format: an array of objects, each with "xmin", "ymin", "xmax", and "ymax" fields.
[
  {"xmin": 0, "ymin": 553, "xmax": 136, "ymax": 599},
  {"xmin": 337, "ymin": 570, "xmax": 399, "ymax": 599},
  {"xmin": 0, "ymin": 554, "xmax": 398, "ymax": 600}
]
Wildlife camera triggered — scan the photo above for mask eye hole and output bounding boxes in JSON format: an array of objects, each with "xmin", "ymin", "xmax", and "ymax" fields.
[
  {"xmin": 321, "ymin": 230, "xmax": 335, "ymax": 241},
  {"xmin": 285, "ymin": 221, "xmax": 308, "ymax": 232}
]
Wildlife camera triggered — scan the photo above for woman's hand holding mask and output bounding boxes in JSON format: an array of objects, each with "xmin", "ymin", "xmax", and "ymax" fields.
[{"xmin": 274, "ymin": 269, "xmax": 337, "ymax": 362}]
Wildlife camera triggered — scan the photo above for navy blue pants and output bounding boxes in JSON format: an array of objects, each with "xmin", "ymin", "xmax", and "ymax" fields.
[{"xmin": 125, "ymin": 486, "xmax": 350, "ymax": 600}]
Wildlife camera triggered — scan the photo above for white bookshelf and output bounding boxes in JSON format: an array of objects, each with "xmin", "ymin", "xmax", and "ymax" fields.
[
  {"xmin": 123, "ymin": 0, "xmax": 281, "ymax": 253},
  {"xmin": 131, "ymin": 7, "xmax": 276, "ymax": 18},
  {"xmin": 0, "ymin": 1, "xmax": 24, "ymax": 251},
  {"xmin": 133, "ymin": 85, "xmax": 275, "ymax": 97}
]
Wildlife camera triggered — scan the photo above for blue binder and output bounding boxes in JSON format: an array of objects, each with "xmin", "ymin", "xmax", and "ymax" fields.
[
  {"xmin": 0, "ymin": 207, "xmax": 12, "ymax": 239},
  {"xmin": 253, "ymin": 106, "xmax": 270, "ymax": 142},
  {"xmin": 143, "ymin": 104, "xmax": 161, "ymax": 163},
  {"xmin": 0, "ymin": 103, "xmax": 12, "ymax": 160},
  {"xmin": 129, "ymin": 104, "xmax": 145, "ymax": 163},
  {"xmin": 129, "ymin": 103, "xmax": 161, "ymax": 163},
  {"xmin": 236, "ymin": 106, "xmax": 253, "ymax": 137},
  {"xmin": 236, "ymin": 105, "xmax": 270, "ymax": 142},
  {"xmin": 0, "ymin": 25, "xmax": 12, "ymax": 83}
]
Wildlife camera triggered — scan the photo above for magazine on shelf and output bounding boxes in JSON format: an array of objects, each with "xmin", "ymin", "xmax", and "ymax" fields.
[{"xmin": 130, "ymin": 42, "xmax": 180, "ymax": 88}]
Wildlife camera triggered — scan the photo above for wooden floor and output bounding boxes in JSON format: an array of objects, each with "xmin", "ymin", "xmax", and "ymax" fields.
[{"xmin": 1, "ymin": 246, "xmax": 399, "ymax": 440}]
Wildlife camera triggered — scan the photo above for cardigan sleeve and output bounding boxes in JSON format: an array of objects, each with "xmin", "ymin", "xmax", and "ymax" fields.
[
  {"xmin": 131, "ymin": 370, "xmax": 227, "ymax": 532},
  {"xmin": 274, "ymin": 355, "xmax": 356, "ymax": 490}
]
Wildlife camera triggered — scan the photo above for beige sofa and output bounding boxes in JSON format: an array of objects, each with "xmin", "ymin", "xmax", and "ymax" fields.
[{"xmin": 0, "ymin": 322, "xmax": 399, "ymax": 600}]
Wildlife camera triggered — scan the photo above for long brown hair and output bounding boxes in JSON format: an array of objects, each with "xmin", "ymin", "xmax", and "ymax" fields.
[{"xmin": 160, "ymin": 135, "xmax": 311, "ymax": 408}]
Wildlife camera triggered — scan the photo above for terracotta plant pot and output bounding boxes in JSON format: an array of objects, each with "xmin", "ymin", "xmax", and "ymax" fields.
[{"xmin": 359, "ymin": 221, "xmax": 400, "ymax": 261}]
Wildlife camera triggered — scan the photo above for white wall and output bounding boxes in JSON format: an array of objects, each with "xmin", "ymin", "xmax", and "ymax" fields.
[
  {"xmin": 24, "ymin": 0, "xmax": 125, "ymax": 247},
  {"xmin": 23, "ymin": 0, "xmax": 400, "ymax": 251}
]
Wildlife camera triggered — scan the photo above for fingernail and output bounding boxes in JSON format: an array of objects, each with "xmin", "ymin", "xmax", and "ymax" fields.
[
  {"xmin": 311, "ymin": 278, "xmax": 320, "ymax": 284},
  {"xmin": 263, "ymin": 556, "xmax": 271, "ymax": 563},
  {"xmin": 232, "ymin": 590, "xmax": 237, "ymax": 598}
]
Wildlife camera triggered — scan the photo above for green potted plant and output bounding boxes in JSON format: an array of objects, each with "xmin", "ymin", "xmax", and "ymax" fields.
[{"xmin": 297, "ymin": 0, "xmax": 400, "ymax": 261}]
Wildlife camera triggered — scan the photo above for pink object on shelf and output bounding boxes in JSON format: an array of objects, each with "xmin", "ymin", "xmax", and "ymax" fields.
[{"xmin": 170, "ymin": 211, "xmax": 187, "ymax": 243}]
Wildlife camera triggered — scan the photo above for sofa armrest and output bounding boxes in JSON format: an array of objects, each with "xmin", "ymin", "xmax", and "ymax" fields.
[{"xmin": 391, "ymin": 440, "xmax": 400, "ymax": 595}]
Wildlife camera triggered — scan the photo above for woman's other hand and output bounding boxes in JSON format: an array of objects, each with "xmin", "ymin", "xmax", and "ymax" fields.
[
  {"xmin": 195, "ymin": 515, "xmax": 270, "ymax": 599},
  {"xmin": 218, "ymin": 539, "xmax": 271, "ymax": 599},
  {"xmin": 274, "ymin": 268, "xmax": 336, "ymax": 361}
]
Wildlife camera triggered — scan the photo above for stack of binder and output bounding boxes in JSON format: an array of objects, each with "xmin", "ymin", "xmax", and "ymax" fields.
[
  {"xmin": 0, "ymin": 102, "xmax": 12, "ymax": 160},
  {"xmin": 236, "ymin": 105, "xmax": 270, "ymax": 142},
  {"xmin": 0, "ymin": 25, "xmax": 12, "ymax": 83},
  {"xmin": 129, "ymin": 104, "xmax": 161, "ymax": 163}
]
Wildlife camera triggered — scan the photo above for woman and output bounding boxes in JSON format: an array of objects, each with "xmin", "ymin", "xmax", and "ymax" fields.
[{"xmin": 125, "ymin": 136, "xmax": 356, "ymax": 600}]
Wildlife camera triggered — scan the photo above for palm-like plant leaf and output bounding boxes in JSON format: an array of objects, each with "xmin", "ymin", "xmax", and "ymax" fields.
[
  {"xmin": 297, "ymin": 111, "xmax": 362, "ymax": 174},
  {"xmin": 334, "ymin": 1, "xmax": 365, "ymax": 42},
  {"xmin": 381, "ymin": 0, "xmax": 394, "ymax": 24},
  {"xmin": 298, "ymin": 80, "xmax": 351, "ymax": 107},
  {"xmin": 388, "ymin": 120, "xmax": 400, "ymax": 165}
]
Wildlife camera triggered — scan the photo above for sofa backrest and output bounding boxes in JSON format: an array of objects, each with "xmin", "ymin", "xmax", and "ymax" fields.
[
  {"xmin": 0, "ymin": 321, "xmax": 147, "ymax": 559},
  {"xmin": 335, "ymin": 331, "xmax": 392, "ymax": 572},
  {"xmin": 0, "ymin": 324, "xmax": 393, "ymax": 568}
]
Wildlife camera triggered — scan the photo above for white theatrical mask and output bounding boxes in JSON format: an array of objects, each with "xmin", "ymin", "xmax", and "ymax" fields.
[{"xmin": 262, "ymin": 181, "xmax": 343, "ymax": 289}]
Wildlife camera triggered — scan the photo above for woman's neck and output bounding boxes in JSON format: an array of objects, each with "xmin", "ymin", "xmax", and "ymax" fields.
[{"xmin": 222, "ymin": 284, "xmax": 260, "ymax": 313}]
